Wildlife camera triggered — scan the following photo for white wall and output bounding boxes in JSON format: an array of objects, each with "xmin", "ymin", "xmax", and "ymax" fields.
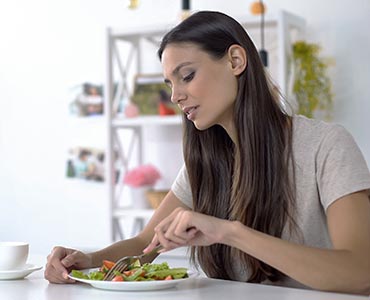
[{"xmin": 0, "ymin": 0, "xmax": 369, "ymax": 255}]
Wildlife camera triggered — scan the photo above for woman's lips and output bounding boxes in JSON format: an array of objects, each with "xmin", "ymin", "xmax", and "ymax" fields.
[{"xmin": 185, "ymin": 106, "xmax": 198, "ymax": 120}]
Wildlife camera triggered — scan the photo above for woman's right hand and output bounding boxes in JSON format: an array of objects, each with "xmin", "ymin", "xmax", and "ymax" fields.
[{"xmin": 44, "ymin": 246, "xmax": 93, "ymax": 284}]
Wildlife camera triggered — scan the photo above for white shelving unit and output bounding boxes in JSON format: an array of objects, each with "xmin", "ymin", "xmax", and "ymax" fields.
[
  {"xmin": 108, "ymin": 116, "xmax": 182, "ymax": 241},
  {"xmin": 105, "ymin": 10, "xmax": 306, "ymax": 242}
]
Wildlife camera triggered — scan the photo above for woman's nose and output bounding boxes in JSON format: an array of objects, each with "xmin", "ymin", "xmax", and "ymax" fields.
[{"xmin": 170, "ymin": 86, "xmax": 186, "ymax": 104}]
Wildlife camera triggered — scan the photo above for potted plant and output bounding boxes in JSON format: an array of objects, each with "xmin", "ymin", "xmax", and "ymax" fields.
[
  {"xmin": 124, "ymin": 164, "xmax": 161, "ymax": 209},
  {"xmin": 291, "ymin": 41, "xmax": 334, "ymax": 119}
]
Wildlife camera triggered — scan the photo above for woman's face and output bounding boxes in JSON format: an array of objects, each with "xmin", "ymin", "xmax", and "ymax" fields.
[{"xmin": 161, "ymin": 43, "xmax": 238, "ymax": 134}]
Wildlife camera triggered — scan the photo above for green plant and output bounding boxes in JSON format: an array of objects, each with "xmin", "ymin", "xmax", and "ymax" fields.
[{"xmin": 292, "ymin": 41, "xmax": 333, "ymax": 119}]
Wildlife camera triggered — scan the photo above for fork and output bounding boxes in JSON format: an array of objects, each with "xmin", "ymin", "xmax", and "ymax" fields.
[{"xmin": 103, "ymin": 244, "xmax": 163, "ymax": 281}]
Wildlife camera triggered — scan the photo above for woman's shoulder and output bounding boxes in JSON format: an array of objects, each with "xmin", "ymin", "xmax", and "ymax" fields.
[
  {"xmin": 292, "ymin": 114, "xmax": 351, "ymax": 145},
  {"xmin": 293, "ymin": 114, "xmax": 342, "ymax": 132},
  {"xmin": 290, "ymin": 114, "xmax": 361, "ymax": 163}
]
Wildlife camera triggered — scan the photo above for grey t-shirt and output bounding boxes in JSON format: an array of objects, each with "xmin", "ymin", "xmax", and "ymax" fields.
[{"xmin": 171, "ymin": 115, "xmax": 370, "ymax": 288}]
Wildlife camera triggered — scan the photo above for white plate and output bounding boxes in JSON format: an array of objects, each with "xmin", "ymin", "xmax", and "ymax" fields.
[
  {"xmin": 68, "ymin": 268, "xmax": 197, "ymax": 291},
  {"xmin": 0, "ymin": 264, "xmax": 43, "ymax": 280}
]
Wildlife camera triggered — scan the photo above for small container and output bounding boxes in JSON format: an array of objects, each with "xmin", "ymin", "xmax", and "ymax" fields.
[
  {"xmin": 146, "ymin": 190, "xmax": 169, "ymax": 209},
  {"xmin": 0, "ymin": 242, "xmax": 29, "ymax": 270}
]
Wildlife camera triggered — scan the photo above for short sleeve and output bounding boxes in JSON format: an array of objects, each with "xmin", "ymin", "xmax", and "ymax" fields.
[
  {"xmin": 316, "ymin": 125, "xmax": 370, "ymax": 211},
  {"xmin": 171, "ymin": 164, "xmax": 193, "ymax": 208}
]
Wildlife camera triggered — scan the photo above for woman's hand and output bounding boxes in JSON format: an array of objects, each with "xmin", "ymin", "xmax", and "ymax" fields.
[
  {"xmin": 44, "ymin": 246, "xmax": 92, "ymax": 284},
  {"xmin": 144, "ymin": 207, "xmax": 232, "ymax": 253}
]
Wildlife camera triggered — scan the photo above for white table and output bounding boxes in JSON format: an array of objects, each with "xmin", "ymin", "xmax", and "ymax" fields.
[{"xmin": 0, "ymin": 255, "xmax": 367, "ymax": 300}]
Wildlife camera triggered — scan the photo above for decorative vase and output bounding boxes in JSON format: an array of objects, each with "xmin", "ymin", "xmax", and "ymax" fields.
[{"xmin": 130, "ymin": 185, "xmax": 151, "ymax": 209}]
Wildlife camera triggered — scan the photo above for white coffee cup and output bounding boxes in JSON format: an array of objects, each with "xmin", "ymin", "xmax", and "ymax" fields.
[{"xmin": 0, "ymin": 242, "xmax": 29, "ymax": 270}]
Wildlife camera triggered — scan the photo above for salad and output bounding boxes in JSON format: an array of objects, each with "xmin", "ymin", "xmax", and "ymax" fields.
[{"xmin": 71, "ymin": 259, "xmax": 188, "ymax": 282}]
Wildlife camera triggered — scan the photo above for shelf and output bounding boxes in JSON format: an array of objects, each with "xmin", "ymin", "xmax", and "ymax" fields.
[
  {"xmin": 110, "ymin": 24, "xmax": 175, "ymax": 41},
  {"xmin": 67, "ymin": 115, "xmax": 105, "ymax": 125},
  {"xmin": 112, "ymin": 115, "xmax": 182, "ymax": 128},
  {"xmin": 109, "ymin": 11, "xmax": 304, "ymax": 40}
]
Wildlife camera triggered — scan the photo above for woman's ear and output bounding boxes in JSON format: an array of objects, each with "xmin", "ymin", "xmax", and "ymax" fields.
[{"xmin": 228, "ymin": 44, "xmax": 247, "ymax": 75}]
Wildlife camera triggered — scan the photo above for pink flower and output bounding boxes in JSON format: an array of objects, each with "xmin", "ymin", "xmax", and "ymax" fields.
[{"xmin": 124, "ymin": 164, "xmax": 161, "ymax": 187}]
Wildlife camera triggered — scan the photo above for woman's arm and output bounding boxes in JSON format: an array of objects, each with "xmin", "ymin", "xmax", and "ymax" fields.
[
  {"xmin": 90, "ymin": 191, "xmax": 190, "ymax": 266},
  {"xmin": 45, "ymin": 191, "xmax": 188, "ymax": 283},
  {"xmin": 147, "ymin": 191, "xmax": 370, "ymax": 294},
  {"xmin": 226, "ymin": 191, "xmax": 370, "ymax": 294}
]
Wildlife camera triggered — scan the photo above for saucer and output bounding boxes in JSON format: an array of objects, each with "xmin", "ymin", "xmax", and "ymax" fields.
[{"xmin": 0, "ymin": 264, "xmax": 43, "ymax": 280}]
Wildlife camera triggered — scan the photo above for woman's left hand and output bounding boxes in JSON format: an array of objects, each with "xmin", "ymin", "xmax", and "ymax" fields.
[{"xmin": 143, "ymin": 207, "xmax": 231, "ymax": 253}]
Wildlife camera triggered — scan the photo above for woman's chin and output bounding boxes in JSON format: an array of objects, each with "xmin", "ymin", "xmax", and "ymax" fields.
[{"xmin": 193, "ymin": 120, "xmax": 212, "ymax": 131}]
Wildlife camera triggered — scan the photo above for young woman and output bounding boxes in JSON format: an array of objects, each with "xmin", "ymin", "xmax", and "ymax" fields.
[{"xmin": 45, "ymin": 11, "xmax": 370, "ymax": 294}]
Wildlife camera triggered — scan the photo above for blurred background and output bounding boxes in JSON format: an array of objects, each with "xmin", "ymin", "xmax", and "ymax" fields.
[{"xmin": 0, "ymin": 0, "xmax": 369, "ymax": 255}]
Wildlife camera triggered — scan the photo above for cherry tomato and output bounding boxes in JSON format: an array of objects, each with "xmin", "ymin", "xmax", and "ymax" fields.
[
  {"xmin": 112, "ymin": 275, "xmax": 124, "ymax": 282},
  {"xmin": 103, "ymin": 260, "xmax": 115, "ymax": 270}
]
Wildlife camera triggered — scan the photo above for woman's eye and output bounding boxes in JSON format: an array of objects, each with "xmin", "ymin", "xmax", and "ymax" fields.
[{"xmin": 183, "ymin": 72, "xmax": 195, "ymax": 82}]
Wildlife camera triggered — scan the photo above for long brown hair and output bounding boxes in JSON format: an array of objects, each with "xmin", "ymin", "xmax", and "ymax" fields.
[{"xmin": 158, "ymin": 11, "xmax": 296, "ymax": 283}]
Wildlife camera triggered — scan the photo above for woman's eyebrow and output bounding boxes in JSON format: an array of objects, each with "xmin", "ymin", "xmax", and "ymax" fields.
[
  {"xmin": 172, "ymin": 61, "xmax": 193, "ymax": 76},
  {"xmin": 164, "ymin": 61, "xmax": 193, "ymax": 84}
]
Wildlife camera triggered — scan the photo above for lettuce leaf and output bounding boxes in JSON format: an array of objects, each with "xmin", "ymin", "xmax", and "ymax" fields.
[
  {"xmin": 142, "ymin": 262, "xmax": 169, "ymax": 273},
  {"xmin": 70, "ymin": 270, "xmax": 89, "ymax": 280},
  {"xmin": 146, "ymin": 267, "xmax": 188, "ymax": 280},
  {"xmin": 70, "ymin": 269, "xmax": 105, "ymax": 281}
]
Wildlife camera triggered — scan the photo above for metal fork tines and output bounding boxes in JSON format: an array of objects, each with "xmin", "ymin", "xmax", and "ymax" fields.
[{"xmin": 103, "ymin": 245, "xmax": 162, "ymax": 281}]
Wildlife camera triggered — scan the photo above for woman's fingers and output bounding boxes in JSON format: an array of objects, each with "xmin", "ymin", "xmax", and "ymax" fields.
[
  {"xmin": 44, "ymin": 262, "xmax": 75, "ymax": 283},
  {"xmin": 156, "ymin": 208, "xmax": 191, "ymax": 245},
  {"xmin": 144, "ymin": 208, "xmax": 206, "ymax": 254},
  {"xmin": 61, "ymin": 250, "xmax": 84, "ymax": 269},
  {"xmin": 143, "ymin": 235, "xmax": 160, "ymax": 253},
  {"xmin": 45, "ymin": 246, "xmax": 89, "ymax": 283},
  {"xmin": 143, "ymin": 209, "xmax": 186, "ymax": 253},
  {"xmin": 156, "ymin": 223, "xmax": 183, "ymax": 250},
  {"xmin": 164, "ymin": 210, "xmax": 196, "ymax": 243},
  {"xmin": 45, "ymin": 248, "xmax": 70, "ymax": 282}
]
